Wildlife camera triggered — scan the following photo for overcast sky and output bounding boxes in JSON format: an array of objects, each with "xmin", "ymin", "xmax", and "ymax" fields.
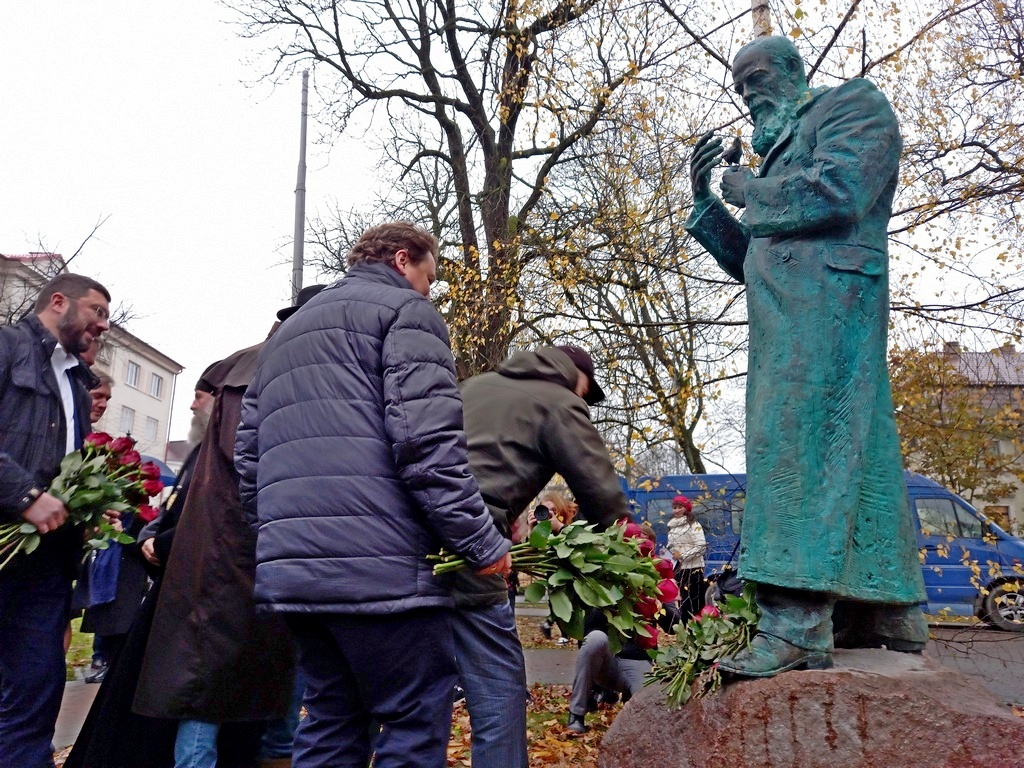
[{"xmin": 1, "ymin": 2, "xmax": 371, "ymax": 442}]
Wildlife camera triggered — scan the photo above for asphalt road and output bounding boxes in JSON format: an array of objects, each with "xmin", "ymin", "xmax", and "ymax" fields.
[{"xmin": 928, "ymin": 624, "xmax": 1024, "ymax": 706}]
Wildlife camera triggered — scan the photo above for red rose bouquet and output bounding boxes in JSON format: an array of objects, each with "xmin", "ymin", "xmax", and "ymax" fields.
[
  {"xmin": 0, "ymin": 432, "xmax": 165, "ymax": 569},
  {"xmin": 431, "ymin": 519, "xmax": 672, "ymax": 652},
  {"xmin": 645, "ymin": 583, "xmax": 759, "ymax": 707}
]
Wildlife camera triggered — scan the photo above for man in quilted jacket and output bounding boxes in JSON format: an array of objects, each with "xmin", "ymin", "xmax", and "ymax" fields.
[{"xmin": 235, "ymin": 221, "xmax": 511, "ymax": 768}]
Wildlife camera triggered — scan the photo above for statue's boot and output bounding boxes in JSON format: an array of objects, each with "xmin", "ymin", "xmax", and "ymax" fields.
[
  {"xmin": 833, "ymin": 602, "xmax": 928, "ymax": 652},
  {"xmin": 719, "ymin": 584, "xmax": 835, "ymax": 679},
  {"xmin": 719, "ymin": 632, "xmax": 833, "ymax": 677}
]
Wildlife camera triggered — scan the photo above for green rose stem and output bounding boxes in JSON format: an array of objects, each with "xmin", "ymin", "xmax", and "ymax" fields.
[
  {"xmin": 429, "ymin": 520, "xmax": 668, "ymax": 652},
  {"xmin": 0, "ymin": 435, "xmax": 147, "ymax": 572}
]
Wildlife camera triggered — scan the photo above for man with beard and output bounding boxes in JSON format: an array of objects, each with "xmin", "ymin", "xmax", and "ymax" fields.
[
  {"xmin": 0, "ymin": 272, "xmax": 110, "ymax": 767},
  {"xmin": 64, "ymin": 364, "xmax": 222, "ymax": 768},
  {"xmin": 138, "ymin": 371, "xmax": 217, "ymax": 570},
  {"xmin": 686, "ymin": 35, "xmax": 927, "ymax": 678}
]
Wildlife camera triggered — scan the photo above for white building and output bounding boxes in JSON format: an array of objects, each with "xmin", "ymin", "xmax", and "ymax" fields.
[
  {"xmin": 1, "ymin": 251, "xmax": 183, "ymax": 460},
  {"xmin": 945, "ymin": 341, "xmax": 1024, "ymax": 533},
  {"xmin": 91, "ymin": 324, "xmax": 183, "ymax": 458}
]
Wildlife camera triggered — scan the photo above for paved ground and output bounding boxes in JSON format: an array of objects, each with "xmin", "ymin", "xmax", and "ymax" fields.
[
  {"xmin": 928, "ymin": 624, "xmax": 1024, "ymax": 705},
  {"xmin": 54, "ymin": 621, "xmax": 1024, "ymax": 751}
]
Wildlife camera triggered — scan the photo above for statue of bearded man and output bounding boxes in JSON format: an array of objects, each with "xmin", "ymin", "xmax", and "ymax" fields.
[{"xmin": 685, "ymin": 35, "xmax": 927, "ymax": 678}]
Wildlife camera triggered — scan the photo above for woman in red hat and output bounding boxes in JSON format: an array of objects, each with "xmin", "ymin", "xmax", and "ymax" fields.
[{"xmin": 666, "ymin": 496, "xmax": 707, "ymax": 618}]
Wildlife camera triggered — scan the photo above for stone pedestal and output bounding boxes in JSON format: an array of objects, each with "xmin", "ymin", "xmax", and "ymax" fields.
[{"xmin": 599, "ymin": 649, "xmax": 1024, "ymax": 768}]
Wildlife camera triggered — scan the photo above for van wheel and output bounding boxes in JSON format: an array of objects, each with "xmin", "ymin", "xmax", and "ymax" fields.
[{"xmin": 983, "ymin": 582, "xmax": 1024, "ymax": 631}]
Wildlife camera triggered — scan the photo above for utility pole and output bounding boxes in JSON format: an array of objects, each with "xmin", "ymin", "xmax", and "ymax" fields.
[
  {"xmin": 291, "ymin": 69, "xmax": 309, "ymax": 303},
  {"xmin": 752, "ymin": 0, "xmax": 772, "ymax": 37}
]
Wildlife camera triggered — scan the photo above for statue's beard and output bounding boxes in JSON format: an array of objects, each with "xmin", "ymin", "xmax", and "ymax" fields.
[{"xmin": 751, "ymin": 101, "xmax": 797, "ymax": 156}]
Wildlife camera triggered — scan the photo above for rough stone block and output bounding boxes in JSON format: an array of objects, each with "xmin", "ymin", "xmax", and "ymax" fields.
[{"xmin": 599, "ymin": 648, "xmax": 1024, "ymax": 768}]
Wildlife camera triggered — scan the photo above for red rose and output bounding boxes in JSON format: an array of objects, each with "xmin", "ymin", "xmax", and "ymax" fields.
[
  {"xmin": 84, "ymin": 432, "xmax": 113, "ymax": 448},
  {"xmin": 142, "ymin": 479, "xmax": 164, "ymax": 497},
  {"xmin": 637, "ymin": 538, "xmax": 655, "ymax": 557},
  {"xmin": 653, "ymin": 558, "xmax": 675, "ymax": 580},
  {"xmin": 136, "ymin": 504, "xmax": 160, "ymax": 523},
  {"xmin": 110, "ymin": 436, "xmax": 135, "ymax": 454},
  {"xmin": 119, "ymin": 450, "xmax": 142, "ymax": 467},
  {"xmin": 635, "ymin": 624, "xmax": 660, "ymax": 649},
  {"xmin": 621, "ymin": 522, "xmax": 645, "ymax": 540},
  {"xmin": 634, "ymin": 595, "xmax": 661, "ymax": 620},
  {"xmin": 656, "ymin": 578, "xmax": 680, "ymax": 603},
  {"xmin": 699, "ymin": 603, "xmax": 722, "ymax": 619},
  {"xmin": 139, "ymin": 462, "xmax": 162, "ymax": 481}
]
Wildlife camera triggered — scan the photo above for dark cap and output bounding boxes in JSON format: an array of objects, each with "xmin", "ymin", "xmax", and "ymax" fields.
[
  {"xmin": 277, "ymin": 284, "xmax": 327, "ymax": 321},
  {"xmin": 554, "ymin": 345, "xmax": 606, "ymax": 406},
  {"xmin": 195, "ymin": 360, "xmax": 221, "ymax": 394}
]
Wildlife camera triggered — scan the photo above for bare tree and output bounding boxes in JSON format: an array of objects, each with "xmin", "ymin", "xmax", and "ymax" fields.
[{"xmin": 232, "ymin": 0, "xmax": 690, "ymax": 375}]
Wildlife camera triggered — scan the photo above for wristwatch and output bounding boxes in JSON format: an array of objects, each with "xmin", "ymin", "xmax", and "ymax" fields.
[{"xmin": 13, "ymin": 487, "xmax": 43, "ymax": 514}]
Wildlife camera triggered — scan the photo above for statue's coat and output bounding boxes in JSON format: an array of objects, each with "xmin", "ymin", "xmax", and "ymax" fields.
[{"xmin": 686, "ymin": 78, "xmax": 926, "ymax": 603}]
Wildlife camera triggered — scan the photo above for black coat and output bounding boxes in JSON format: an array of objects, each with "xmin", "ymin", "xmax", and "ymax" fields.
[
  {"xmin": 0, "ymin": 314, "xmax": 94, "ymax": 577},
  {"xmin": 133, "ymin": 344, "xmax": 296, "ymax": 722},
  {"xmin": 235, "ymin": 263, "xmax": 510, "ymax": 614},
  {"xmin": 79, "ymin": 512, "xmax": 151, "ymax": 636},
  {"xmin": 66, "ymin": 442, "xmax": 262, "ymax": 768}
]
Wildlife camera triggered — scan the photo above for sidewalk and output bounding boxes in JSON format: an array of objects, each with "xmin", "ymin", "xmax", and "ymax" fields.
[
  {"xmin": 53, "ymin": 647, "xmax": 580, "ymax": 751},
  {"xmin": 55, "ymin": 681, "xmax": 99, "ymax": 752}
]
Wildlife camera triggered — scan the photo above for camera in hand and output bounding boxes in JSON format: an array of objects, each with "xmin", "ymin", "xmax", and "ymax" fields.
[{"xmin": 534, "ymin": 505, "xmax": 552, "ymax": 521}]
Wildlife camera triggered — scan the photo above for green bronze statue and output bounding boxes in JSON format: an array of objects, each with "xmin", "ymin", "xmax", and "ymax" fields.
[{"xmin": 686, "ymin": 35, "xmax": 928, "ymax": 677}]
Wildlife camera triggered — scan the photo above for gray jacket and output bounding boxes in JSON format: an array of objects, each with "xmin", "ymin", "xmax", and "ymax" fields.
[{"xmin": 455, "ymin": 348, "xmax": 629, "ymax": 607}]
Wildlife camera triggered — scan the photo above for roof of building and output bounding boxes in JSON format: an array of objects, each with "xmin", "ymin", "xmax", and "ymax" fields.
[
  {"xmin": 0, "ymin": 252, "xmax": 67, "ymax": 271},
  {"xmin": 945, "ymin": 342, "xmax": 1024, "ymax": 386}
]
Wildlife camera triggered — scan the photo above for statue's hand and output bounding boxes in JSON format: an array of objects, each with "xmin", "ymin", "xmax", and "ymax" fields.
[
  {"xmin": 690, "ymin": 131, "xmax": 723, "ymax": 202},
  {"xmin": 721, "ymin": 166, "xmax": 753, "ymax": 208}
]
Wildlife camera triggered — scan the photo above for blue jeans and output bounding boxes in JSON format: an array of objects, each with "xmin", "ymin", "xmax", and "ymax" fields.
[
  {"xmin": 260, "ymin": 671, "xmax": 306, "ymax": 759},
  {"xmin": 0, "ymin": 559, "xmax": 71, "ymax": 768},
  {"xmin": 452, "ymin": 602, "xmax": 528, "ymax": 768},
  {"xmin": 287, "ymin": 609, "xmax": 457, "ymax": 768},
  {"xmin": 174, "ymin": 720, "xmax": 219, "ymax": 768}
]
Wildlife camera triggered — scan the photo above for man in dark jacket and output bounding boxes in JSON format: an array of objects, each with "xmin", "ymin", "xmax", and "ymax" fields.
[
  {"xmin": 456, "ymin": 345, "xmax": 629, "ymax": 767},
  {"xmin": 0, "ymin": 272, "xmax": 110, "ymax": 768},
  {"xmin": 235, "ymin": 222, "xmax": 511, "ymax": 768}
]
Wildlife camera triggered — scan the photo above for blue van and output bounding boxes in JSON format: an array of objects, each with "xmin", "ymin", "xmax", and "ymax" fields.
[{"xmin": 628, "ymin": 471, "xmax": 1024, "ymax": 631}]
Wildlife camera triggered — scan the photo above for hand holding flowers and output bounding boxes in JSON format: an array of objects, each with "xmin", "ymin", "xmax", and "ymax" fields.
[
  {"xmin": 0, "ymin": 432, "xmax": 165, "ymax": 569},
  {"xmin": 432, "ymin": 518, "xmax": 677, "ymax": 653}
]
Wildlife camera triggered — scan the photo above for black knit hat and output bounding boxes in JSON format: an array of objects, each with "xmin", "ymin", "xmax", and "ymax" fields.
[{"xmin": 195, "ymin": 360, "xmax": 221, "ymax": 394}]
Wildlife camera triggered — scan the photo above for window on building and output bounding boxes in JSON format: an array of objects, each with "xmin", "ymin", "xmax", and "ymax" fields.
[
  {"xmin": 120, "ymin": 406, "xmax": 135, "ymax": 434},
  {"xmin": 150, "ymin": 373, "xmax": 163, "ymax": 399},
  {"xmin": 126, "ymin": 361, "xmax": 140, "ymax": 388},
  {"xmin": 144, "ymin": 416, "xmax": 159, "ymax": 442}
]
